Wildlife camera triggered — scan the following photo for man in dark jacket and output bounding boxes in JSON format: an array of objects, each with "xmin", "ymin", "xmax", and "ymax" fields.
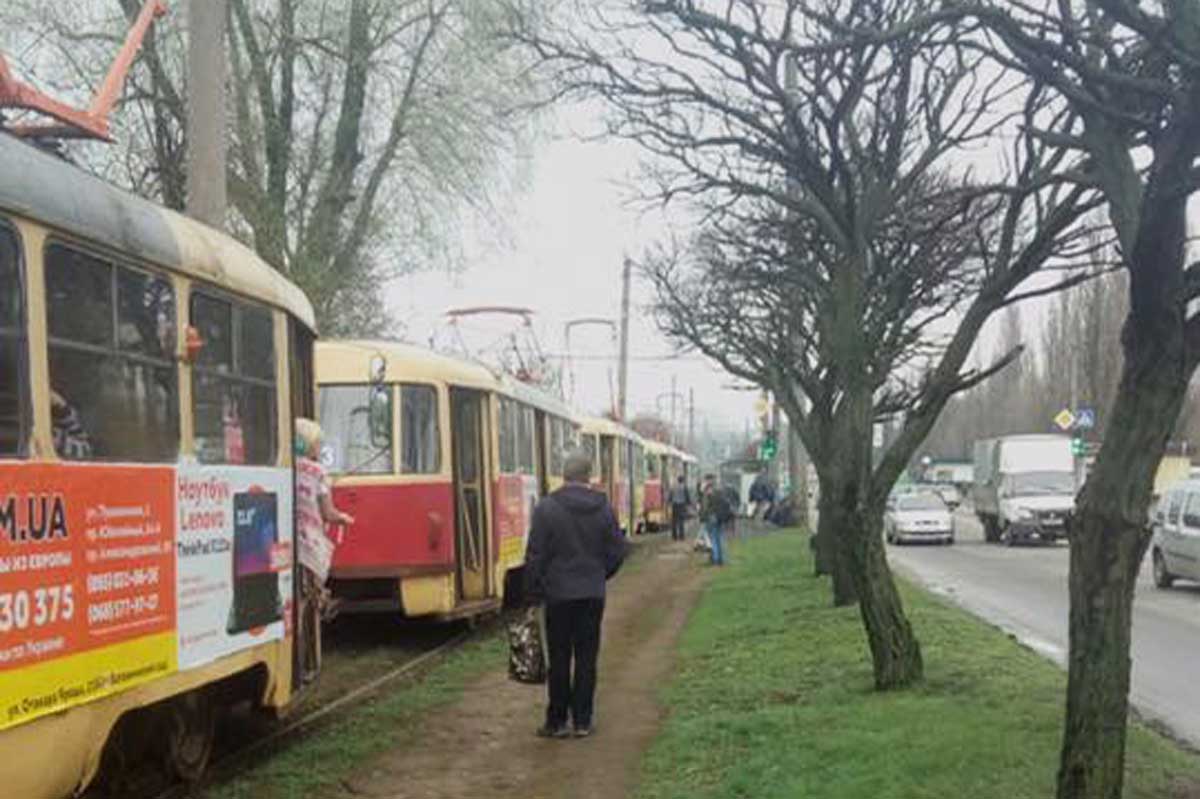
[{"xmin": 525, "ymin": 448, "xmax": 628, "ymax": 739}]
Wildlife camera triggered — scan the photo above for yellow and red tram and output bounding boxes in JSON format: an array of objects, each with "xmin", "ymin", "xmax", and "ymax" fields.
[
  {"xmin": 0, "ymin": 131, "xmax": 317, "ymax": 797},
  {"xmin": 316, "ymin": 340, "xmax": 578, "ymax": 620},
  {"xmin": 579, "ymin": 417, "xmax": 646, "ymax": 535}
]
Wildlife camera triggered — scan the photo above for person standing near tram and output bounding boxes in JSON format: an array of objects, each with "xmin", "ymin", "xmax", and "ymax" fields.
[
  {"xmin": 294, "ymin": 418, "xmax": 354, "ymax": 683},
  {"xmin": 524, "ymin": 448, "xmax": 628, "ymax": 739},
  {"xmin": 668, "ymin": 475, "xmax": 691, "ymax": 542}
]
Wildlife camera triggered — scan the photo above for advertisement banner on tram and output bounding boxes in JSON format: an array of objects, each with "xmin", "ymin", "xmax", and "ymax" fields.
[
  {"xmin": 0, "ymin": 463, "xmax": 296, "ymax": 731},
  {"xmin": 0, "ymin": 464, "xmax": 177, "ymax": 731},
  {"xmin": 176, "ymin": 465, "xmax": 293, "ymax": 670}
]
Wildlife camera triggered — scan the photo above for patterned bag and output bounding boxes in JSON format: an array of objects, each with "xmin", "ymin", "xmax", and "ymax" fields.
[{"xmin": 507, "ymin": 606, "xmax": 547, "ymax": 684}]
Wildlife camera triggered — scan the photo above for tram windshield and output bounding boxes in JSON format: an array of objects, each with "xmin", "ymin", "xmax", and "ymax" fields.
[{"xmin": 0, "ymin": 226, "xmax": 24, "ymax": 456}]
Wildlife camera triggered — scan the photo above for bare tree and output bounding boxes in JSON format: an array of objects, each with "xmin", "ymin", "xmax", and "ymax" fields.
[
  {"xmin": 1, "ymin": 0, "xmax": 539, "ymax": 335},
  {"xmin": 930, "ymin": 2, "xmax": 1200, "ymax": 794},
  {"xmin": 515, "ymin": 0, "xmax": 1099, "ymax": 689}
]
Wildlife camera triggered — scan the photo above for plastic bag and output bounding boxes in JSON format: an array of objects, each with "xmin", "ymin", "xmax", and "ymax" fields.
[{"xmin": 507, "ymin": 606, "xmax": 547, "ymax": 684}]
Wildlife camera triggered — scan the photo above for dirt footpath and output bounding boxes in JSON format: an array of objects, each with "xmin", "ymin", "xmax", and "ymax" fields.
[{"xmin": 331, "ymin": 537, "xmax": 708, "ymax": 799}]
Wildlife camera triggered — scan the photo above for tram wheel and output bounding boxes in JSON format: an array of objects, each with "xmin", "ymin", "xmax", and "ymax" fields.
[{"xmin": 160, "ymin": 692, "xmax": 216, "ymax": 783}]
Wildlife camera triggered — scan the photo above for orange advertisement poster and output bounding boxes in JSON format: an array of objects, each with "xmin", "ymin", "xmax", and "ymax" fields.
[{"xmin": 0, "ymin": 463, "xmax": 176, "ymax": 730}]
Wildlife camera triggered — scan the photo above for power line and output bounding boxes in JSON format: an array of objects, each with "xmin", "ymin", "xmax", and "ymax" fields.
[{"xmin": 542, "ymin": 352, "xmax": 705, "ymax": 362}]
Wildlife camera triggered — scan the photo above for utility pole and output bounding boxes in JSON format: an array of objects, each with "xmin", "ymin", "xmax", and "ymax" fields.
[
  {"xmin": 616, "ymin": 257, "xmax": 632, "ymax": 422},
  {"xmin": 187, "ymin": 0, "xmax": 227, "ymax": 227},
  {"xmin": 688, "ymin": 387, "xmax": 695, "ymax": 453},
  {"xmin": 669, "ymin": 374, "xmax": 678, "ymax": 447}
]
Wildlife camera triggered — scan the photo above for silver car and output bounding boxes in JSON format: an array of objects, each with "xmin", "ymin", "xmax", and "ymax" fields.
[
  {"xmin": 1152, "ymin": 481, "xmax": 1200, "ymax": 588},
  {"xmin": 885, "ymin": 492, "xmax": 954, "ymax": 545}
]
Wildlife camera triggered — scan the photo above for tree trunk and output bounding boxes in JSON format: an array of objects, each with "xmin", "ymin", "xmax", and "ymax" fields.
[
  {"xmin": 1056, "ymin": 510, "xmax": 1146, "ymax": 799},
  {"xmin": 1057, "ymin": 181, "xmax": 1190, "ymax": 799},
  {"xmin": 1056, "ymin": 360, "xmax": 1186, "ymax": 798},
  {"xmin": 834, "ymin": 495, "xmax": 924, "ymax": 689},
  {"xmin": 815, "ymin": 479, "xmax": 857, "ymax": 605}
]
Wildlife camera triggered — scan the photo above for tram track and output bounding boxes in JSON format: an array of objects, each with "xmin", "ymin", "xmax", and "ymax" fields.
[
  {"xmin": 84, "ymin": 618, "xmax": 488, "ymax": 799},
  {"xmin": 162, "ymin": 629, "xmax": 471, "ymax": 799}
]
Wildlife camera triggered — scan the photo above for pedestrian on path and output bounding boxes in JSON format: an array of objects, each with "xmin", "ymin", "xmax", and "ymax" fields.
[
  {"xmin": 699, "ymin": 475, "xmax": 732, "ymax": 566},
  {"xmin": 668, "ymin": 475, "xmax": 691, "ymax": 541},
  {"xmin": 525, "ymin": 448, "xmax": 629, "ymax": 739}
]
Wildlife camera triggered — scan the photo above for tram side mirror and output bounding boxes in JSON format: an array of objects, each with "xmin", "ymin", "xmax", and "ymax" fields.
[
  {"xmin": 369, "ymin": 353, "xmax": 387, "ymax": 385},
  {"xmin": 368, "ymin": 385, "xmax": 392, "ymax": 450}
]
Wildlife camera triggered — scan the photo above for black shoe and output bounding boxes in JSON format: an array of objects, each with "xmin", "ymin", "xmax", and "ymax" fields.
[
  {"xmin": 536, "ymin": 723, "xmax": 571, "ymax": 739},
  {"xmin": 573, "ymin": 723, "xmax": 594, "ymax": 738}
]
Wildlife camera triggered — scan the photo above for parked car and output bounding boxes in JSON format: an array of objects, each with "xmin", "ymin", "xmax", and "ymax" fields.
[
  {"xmin": 885, "ymin": 492, "xmax": 954, "ymax": 545},
  {"xmin": 1151, "ymin": 480, "xmax": 1200, "ymax": 589}
]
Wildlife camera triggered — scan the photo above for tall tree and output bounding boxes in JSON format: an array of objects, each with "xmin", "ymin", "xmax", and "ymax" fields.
[
  {"xmin": 952, "ymin": 2, "xmax": 1200, "ymax": 795},
  {"xmin": 516, "ymin": 0, "xmax": 1099, "ymax": 689},
  {"xmin": 1, "ymin": 0, "xmax": 539, "ymax": 335}
]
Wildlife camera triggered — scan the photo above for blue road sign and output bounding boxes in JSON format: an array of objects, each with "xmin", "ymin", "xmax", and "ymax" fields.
[{"xmin": 1075, "ymin": 407, "xmax": 1096, "ymax": 430}]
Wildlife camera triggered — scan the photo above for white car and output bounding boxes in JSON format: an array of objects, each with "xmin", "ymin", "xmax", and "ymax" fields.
[
  {"xmin": 1151, "ymin": 481, "xmax": 1200, "ymax": 588},
  {"xmin": 933, "ymin": 483, "xmax": 962, "ymax": 509},
  {"xmin": 885, "ymin": 493, "xmax": 954, "ymax": 545}
]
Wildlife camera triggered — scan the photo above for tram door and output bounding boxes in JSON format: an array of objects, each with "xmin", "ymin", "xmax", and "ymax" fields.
[
  {"xmin": 627, "ymin": 440, "xmax": 637, "ymax": 529},
  {"xmin": 600, "ymin": 435, "xmax": 614, "ymax": 498},
  {"xmin": 535, "ymin": 411, "xmax": 549, "ymax": 496},
  {"xmin": 450, "ymin": 389, "xmax": 490, "ymax": 600}
]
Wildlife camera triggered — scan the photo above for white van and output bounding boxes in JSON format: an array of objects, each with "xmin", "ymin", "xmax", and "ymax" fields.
[{"xmin": 1152, "ymin": 480, "xmax": 1200, "ymax": 588}]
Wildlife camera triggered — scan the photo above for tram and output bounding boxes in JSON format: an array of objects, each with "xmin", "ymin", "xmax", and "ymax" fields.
[
  {"xmin": 315, "ymin": 340, "xmax": 578, "ymax": 619},
  {"xmin": 642, "ymin": 442, "xmax": 699, "ymax": 531},
  {"xmin": 641, "ymin": 439, "xmax": 671, "ymax": 531},
  {"xmin": 0, "ymin": 131, "xmax": 318, "ymax": 798},
  {"xmin": 579, "ymin": 417, "xmax": 645, "ymax": 534}
]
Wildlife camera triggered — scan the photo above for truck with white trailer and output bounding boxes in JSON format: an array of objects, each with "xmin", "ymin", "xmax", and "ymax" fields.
[{"xmin": 972, "ymin": 435, "xmax": 1076, "ymax": 545}]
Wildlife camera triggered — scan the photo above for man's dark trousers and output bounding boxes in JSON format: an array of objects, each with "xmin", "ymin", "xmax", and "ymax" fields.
[
  {"xmin": 544, "ymin": 597, "xmax": 605, "ymax": 728},
  {"xmin": 671, "ymin": 503, "xmax": 687, "ymax": 540}
]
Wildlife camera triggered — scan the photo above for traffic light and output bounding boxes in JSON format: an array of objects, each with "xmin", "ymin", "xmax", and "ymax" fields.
[
  {"xmin": 1071, "ymin": 437, "xmax": 1085, "ymax": 456},
  {"xmin": 761, "ymin": 430, "xmax": 778, "ymax": 460}
]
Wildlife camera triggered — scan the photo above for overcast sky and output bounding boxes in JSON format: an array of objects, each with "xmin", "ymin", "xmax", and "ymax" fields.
[{"xmin": 386, "ymin": 104, "xmax": 761, "ymax": 435}]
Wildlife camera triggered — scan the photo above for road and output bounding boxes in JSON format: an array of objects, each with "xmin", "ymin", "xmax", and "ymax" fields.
[{"xmin": 887, "ymin": 508, "xmax": 1200, "ymax": 746}]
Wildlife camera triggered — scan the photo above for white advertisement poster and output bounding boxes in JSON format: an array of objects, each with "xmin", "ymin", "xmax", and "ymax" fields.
[{"xmin": 175, "ymin": 465, "xmax": 294, "ymax": 671}]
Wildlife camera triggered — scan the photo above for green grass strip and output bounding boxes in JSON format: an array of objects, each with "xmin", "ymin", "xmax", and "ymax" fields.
[{"xmin": 636, "ymin": 530, "xmax": 1200, "ymax": 799}]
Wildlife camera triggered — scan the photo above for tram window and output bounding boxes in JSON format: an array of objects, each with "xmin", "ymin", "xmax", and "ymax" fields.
[
  {"xmin": 319, "ymin": 384, "xmax": 393, "ymax": 475},
  {"xmin": 600, "ymin": 438, "xmax": 613, "ymax": 481},
  {"xmin": 191, "ymin": 291, "xmax": 276, "ymax": 465},
  {"xmin": 517, "ymin": 404, "xmax": 535, "ymax": 475},
  {"xmin": 401, "ymin": 384, "xmax": 439, "ymax": 474},
  {"xmin": 549, "ymin": 419, "xmax": 564, "ymax": 476},
  {"xmin": 240, "ymin": 308, "xmax": 275, "ymax": 381},
  {"xmin": 118, "ymin": 268, "xmax": 176, "ymax": 359},
  {"xmin": 45, "ymin": 245, "xmax": 178, "ymax": 462},
  {"xmin": 0, "ymin": 227, "xmax": 26, "ymax": 457},
  {"xmin": 47, "ymin": 247, "xmax": 112, "ymax": 346},
  {"xmin": 499, "ymin": 398, "xmax": 517, "ymax": 473}
]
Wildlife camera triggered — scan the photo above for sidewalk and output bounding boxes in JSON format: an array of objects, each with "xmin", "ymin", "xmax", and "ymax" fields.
[{"xmin": 329, "ymin": 536, "xmax": 709, "ymax": 799}]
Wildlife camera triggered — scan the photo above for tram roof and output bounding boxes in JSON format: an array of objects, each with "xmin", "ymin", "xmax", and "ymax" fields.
[
  {"xmin": 498, "ymin": 374, "xmax": 578, "ymax": 422},
  {"xmin": 0, "ymin": 133, "xmax": 315, "ymax": 328},
  {"xmin": 316, "ymin": 339, "xmax": 501, "ymax": 391},
  {"xmin": 580, "ymin": 415, "xmax": 642, "ymax": 442},
  {"xmin": 643, "ymin": 439, "xmax": 674, "ymax": 455}
]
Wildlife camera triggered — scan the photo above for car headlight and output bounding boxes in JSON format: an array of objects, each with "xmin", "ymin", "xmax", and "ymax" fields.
[{"xmin": 1014, "ymin": 507, "xmax": 1035, "ymax": 520}]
